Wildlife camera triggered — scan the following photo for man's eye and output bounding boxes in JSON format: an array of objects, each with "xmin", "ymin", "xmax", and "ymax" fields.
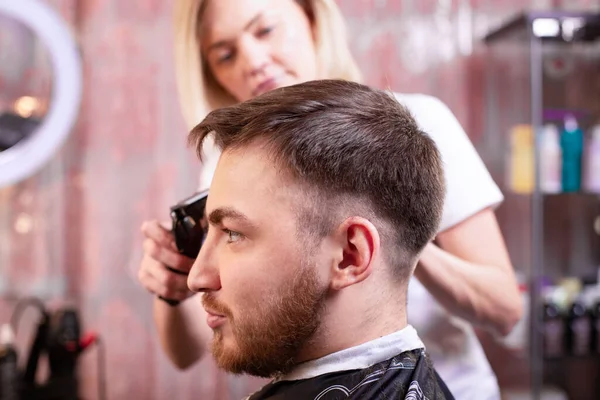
[{"xmin": 223, "ymin": 229, "xmax": 243, "ymax": 243}]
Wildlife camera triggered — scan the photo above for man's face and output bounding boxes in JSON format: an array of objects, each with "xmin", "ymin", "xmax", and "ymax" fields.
[{"xmin": 187, "ymin": 143, "xmax": 329, "ymax": 378}]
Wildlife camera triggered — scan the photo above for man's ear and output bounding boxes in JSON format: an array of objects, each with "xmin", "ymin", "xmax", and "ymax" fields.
[{"xmin": 329, "ymin": 216, "xmax": 380, "ymax": 291}]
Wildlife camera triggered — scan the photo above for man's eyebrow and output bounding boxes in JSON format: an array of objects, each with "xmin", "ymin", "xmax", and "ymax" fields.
[
  {"xmin": 206, "ymin": 13, "xmax": 263, "ymax": 54},
  {"xmin": 208, "ymin": 207, "xmax": 256, "ymax": 228}
]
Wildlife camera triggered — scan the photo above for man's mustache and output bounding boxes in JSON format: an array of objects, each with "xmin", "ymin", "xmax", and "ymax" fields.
[{"xmin": 202, "ymin": 293, "xmax": 233, "ymax": 319}]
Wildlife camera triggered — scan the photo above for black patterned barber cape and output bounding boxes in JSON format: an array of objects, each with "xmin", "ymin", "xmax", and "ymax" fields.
[{"xmin": 245, "ymin": 326, "xmax": 454, "ymax": 400}]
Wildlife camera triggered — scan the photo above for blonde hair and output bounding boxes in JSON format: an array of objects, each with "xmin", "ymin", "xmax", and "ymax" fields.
[{"xmin": 173, "ymin": 0, "xmax": 363, "ymax": 129}]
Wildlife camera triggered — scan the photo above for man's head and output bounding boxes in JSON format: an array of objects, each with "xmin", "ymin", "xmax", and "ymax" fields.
[{"xmin": 186, "ymin": 79, "xmax": 445, "ymax": 378}]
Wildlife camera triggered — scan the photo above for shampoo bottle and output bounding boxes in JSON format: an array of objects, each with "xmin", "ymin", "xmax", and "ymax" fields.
[
  {"xmin": 566, "ymin": 293, "xmax": 592, "ymax": 356},
  {"xmin": 583, "ymin": 125, "xmax": 600, "ymax": 193},
  {"xmin": 560, "ymin": 115, "xmax": 584, "ymax": 192},
  {"xmin": 540, "ymin": 124, "xmax": 562, "ymax": 193},
  {"xmin": 509, "ymin": 125, "xmax": 534, "ymax": 194},
  {"xmin": 543, "ymin": 288, "xmax": 565, "ymax": 358}
]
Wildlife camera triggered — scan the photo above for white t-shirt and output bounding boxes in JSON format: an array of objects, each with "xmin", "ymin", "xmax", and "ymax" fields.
[
  {"xmin": 395, "ymin": 93, "xmax": 503, "ymax": 400},
  {"xmin": 197, "ymin": 93, "xmax": 504, "ymax": 400}
]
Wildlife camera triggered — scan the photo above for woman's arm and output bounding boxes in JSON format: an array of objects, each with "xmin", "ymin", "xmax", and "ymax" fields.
[
  {"xmin": 153, "ymin": 294, "xmax": 212, "ymax": 369},
  {"xmin": 414, "ymin": 207, "xmax": 523, "ymax": 337},
  {"xmin": 139, "ymin": 220, "xmax": 212, "ymax": 369}
]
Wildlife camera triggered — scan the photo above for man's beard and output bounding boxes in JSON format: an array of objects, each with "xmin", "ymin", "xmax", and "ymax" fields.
[{"xmin": 202, "ymin": 265, "xmax": 327, "ymax": 378}]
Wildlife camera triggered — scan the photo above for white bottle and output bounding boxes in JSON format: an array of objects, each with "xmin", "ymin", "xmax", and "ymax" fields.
[
  {"xmin": 540, "ymin": 124, "xmax": 562, "ymax": 194},
  {"xmin": 583, "ymin": 125, "xmax": 600, "ymax": 194}
]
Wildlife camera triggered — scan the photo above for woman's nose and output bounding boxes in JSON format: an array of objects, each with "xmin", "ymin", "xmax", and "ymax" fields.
[{"xmin": 238, "ymin": 36, "xmax": 269, "ymax": 77}]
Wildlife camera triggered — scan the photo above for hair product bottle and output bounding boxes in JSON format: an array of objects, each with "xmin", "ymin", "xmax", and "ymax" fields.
[
  {"xmin": 560, "ymin": 115, "xmax": 584, "ymax": 192},
  {"xmin": 583, "ymin": 125, "xmax": 600, "ymax": 193},
  {"xmin": 540, "ymin": 124, "xmax": 562, "ymax": 193},
  {"xmin": 508, "ymin": 125, "xmax": 534, "ymax": 194}
]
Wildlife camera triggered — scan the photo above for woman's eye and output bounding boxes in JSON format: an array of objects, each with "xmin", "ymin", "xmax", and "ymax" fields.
[
  {"xmin": 217, "ymin": 51, "xmax": 234, "ymax": 64},
  {"xmin": 257, "ymin": 26, "xmax": 274, "ymax": 37}
]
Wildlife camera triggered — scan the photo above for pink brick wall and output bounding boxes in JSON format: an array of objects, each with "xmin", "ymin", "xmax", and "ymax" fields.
[{"xmin": 0, "ymin": 0, "xmax": 598, "ymax": 398}]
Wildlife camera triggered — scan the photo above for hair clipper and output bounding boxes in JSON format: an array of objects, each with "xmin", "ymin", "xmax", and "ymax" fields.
[{"xmin": 159, "ymin": 189, "xmax": 209, "ymax": 306}]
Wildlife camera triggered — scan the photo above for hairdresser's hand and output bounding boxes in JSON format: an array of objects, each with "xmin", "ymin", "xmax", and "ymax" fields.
[{"xmin": 138, "ymin": 220, "xmax": 195, "ymax": 303}]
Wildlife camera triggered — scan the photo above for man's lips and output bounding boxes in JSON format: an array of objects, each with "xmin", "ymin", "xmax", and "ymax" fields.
[
  {"xmin": 202, "ymin": 294, "xmax": 230, "ymax": 329},
  {"xmin": 205, "ymin": 310, "xmax": 227, "ymax": 329}
]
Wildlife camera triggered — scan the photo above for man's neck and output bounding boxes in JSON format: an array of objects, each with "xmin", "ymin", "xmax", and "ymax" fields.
[{"xmin": 296, "ymin": 286, "xmax": 408, "ymax": 364}]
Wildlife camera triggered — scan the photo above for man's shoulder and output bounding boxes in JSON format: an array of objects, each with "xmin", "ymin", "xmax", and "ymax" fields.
[{"xmin": 247, "ymin": 349, "xmax": 454, "ymax": 400}]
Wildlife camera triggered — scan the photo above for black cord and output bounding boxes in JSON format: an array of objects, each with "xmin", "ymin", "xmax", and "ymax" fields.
[
  {"xmin": 10, "ymin": 297, "xmax": 48, "ymax": 335},
  {"xmin": 94, "ymin": 336, "xmax": 107, "ymax": 400},
  {"xmin": 10, "ymin": 299, "xmax": 108, "ymax": 399}
]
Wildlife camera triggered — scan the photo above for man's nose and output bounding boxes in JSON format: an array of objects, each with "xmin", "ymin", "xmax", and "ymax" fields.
[{"xmin": 187, "ymin": 239, "xmax": 221, "ymax": 293}]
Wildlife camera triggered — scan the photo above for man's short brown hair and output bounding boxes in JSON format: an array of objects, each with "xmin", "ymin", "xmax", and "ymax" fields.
[{"xmin": 189, "ymin": 79, "xmax": 445, "ymax": 280}]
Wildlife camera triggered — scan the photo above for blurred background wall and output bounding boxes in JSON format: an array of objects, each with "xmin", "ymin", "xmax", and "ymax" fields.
[{"xmin": 0, "ymin": 0, "xmax": 599, "ymax": 399}]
